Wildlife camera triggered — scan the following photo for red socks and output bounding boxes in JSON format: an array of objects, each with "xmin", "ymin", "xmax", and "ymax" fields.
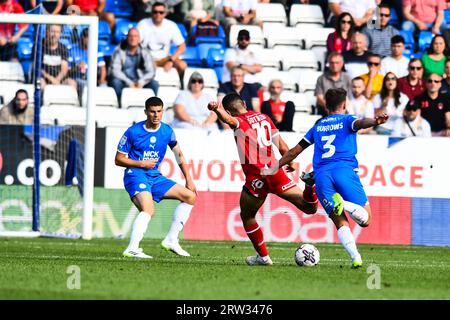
[
  {"xmin": 244, "ymin": 223, "xmax": 269, "ymax": 257},
  {"xmin": 303, "ymin": 185, "xmax": 318, "ymax": 203}
]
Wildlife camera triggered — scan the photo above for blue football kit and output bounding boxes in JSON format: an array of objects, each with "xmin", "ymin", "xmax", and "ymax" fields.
[
  {"xmin": 117, "ymin": 121, "xmax": 178, "ymax": 202},
  {"xmin": 303, "ymin": 114, "xmax": 368, "ymax": 215}
]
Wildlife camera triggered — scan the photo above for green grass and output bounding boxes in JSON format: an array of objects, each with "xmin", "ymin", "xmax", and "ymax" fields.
[{"xmin": 1, "ymin": 238, "xmax": 450, "ymax": 299}]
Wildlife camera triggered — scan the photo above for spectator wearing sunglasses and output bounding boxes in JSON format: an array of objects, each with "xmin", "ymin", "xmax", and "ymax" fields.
[
  {"xmin": 408, "ymin": 73, "xmax": 450, "ymax": 136},
  {"xmin": 359, "ymin": 53, "xmax": 384, "ymax": 100},
  {"xmin": 137, "ymin": 2, "xmax": 187, "ymax": 78},
  {"xmin": 172, "ymin": 72, "xmax": 219, "ymax": 131},
  {"xmin": 392, "ymin": 102, "xmax": 432, "ymax": 137},
  {"xmin": 362, "ymin": 4, "xmax": 399, "ymax": 58},
  {"xmin": 372, "ymin": 72, "xmax": 409, "ymax": 134},
  {"xmin": 326, "ymin": 12, "xmax": 355, "ymax": 55},
  {"xmin": 398, "ymin": 59, "xmax": 426, "ymax": 100},
  {"xmin": 221, "ymin": 29, "xmax": 262, "ymax": 84}
]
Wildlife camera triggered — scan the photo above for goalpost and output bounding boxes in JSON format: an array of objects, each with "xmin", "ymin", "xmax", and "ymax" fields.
[{"xmin": 0, "ymin": 12, "xmax": 98, "ymax": 239}]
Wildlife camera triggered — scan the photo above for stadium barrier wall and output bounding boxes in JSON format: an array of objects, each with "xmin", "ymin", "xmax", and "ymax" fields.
[{"xmin": 1, "ymin": 127, "xmax": 449, "ymax": 246}]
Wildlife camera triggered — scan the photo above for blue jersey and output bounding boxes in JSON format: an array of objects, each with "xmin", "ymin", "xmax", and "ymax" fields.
[
  {"xmin": 117, "ymin": 121, "xmax": 177, "ymax": 175},
  {"xmin": 303, "ymin": 114, "xmax": 359, "ymax": 173}
]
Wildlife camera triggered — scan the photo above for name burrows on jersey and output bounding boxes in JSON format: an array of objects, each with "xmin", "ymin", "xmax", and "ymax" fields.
[
  {"xmin": 234, "ymin": 111, "xmax": 279, "ymax": 176},
  {"xmin": 117, "ymin": 121, "xmax": 178, "ymax": 173},
  {"xmin": 303, "ymin": 114, "xmax": 359, "ymax": 174}
]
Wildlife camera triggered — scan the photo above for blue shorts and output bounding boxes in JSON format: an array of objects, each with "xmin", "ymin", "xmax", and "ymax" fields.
[
  {"xmin": 315, "ymin": 167, "xmax": 368, "ymax": 216},
  {"xmin": 123, "ymin": 169, "xmax": 176, "ymax": 203}
]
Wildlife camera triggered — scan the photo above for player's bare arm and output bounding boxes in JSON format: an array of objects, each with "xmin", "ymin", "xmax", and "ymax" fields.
[
  {"xmin": 354, "ymin": 113, "xmax": 389, "ymax": 130},
  {"xmin": 115, "ymin": 151, "xmax": 157, "ymax": 169},
  {"xmin": 273, "ymin": 134, "xmax": 295, "ymax": 172},
  {"xmin": 207, "ymin": 101, "xmax": 239, "ymax": 129},
  {"xmin": 171, "ymin": 143, "xmax": 197, "ymax": 193}
]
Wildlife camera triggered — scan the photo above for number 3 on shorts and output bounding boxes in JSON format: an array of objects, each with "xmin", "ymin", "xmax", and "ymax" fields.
[{"xmin": 321, "ymin": 134, "xmax": 336, "ymax": 158}]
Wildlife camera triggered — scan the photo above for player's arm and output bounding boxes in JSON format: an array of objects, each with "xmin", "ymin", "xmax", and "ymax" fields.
[
  {"xmin": 115, "ymin": 151, "xmax": 157, "ymax": 169},
  {"xmin": 207, "ymin": 101, "xmax": 239, "ymax": 129},
  {"xmin": 353, "ymin": 113, "xmax": 389, "ymax": 130},
  {"xmin": 272, "ymin": 133, "xmax": 295, "ymax": 172},
  {"xmin": 278, "ymin": 139, "xmax": 311, "ymax": 169},
  {"xmin": 171, "ymin": 143, "xmax": 196, "ymax": 193}
]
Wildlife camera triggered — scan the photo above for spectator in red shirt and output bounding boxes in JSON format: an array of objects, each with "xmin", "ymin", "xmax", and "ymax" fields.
[
  {"xmin": 402, "ymin": 0, "xmax": 446, "ymax": 35},
  {"xmin": 66, "ymin": 0, "xmax": 115, "ymax": 32},
  {"xmin": 326, "ymin": 12, "xmax": 355, "ymax": 55},
  {"xmin": 398, "ymin": 58, "xmax": 427, "ymax": 100},
  {"xmin": 260, "ymin": 79, "xmax": 295, "ymax": 132},
  {"xmin": 0, "ymin": 0, "xmax": 27, "ymax": 61}
]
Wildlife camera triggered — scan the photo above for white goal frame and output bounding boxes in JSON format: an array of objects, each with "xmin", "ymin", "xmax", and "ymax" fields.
[{"xmin": 0, "ymin": 13, "xmax": 98, "ymax": 240}]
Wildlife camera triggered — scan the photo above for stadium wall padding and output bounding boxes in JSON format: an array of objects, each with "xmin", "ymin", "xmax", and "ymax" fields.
[{"xmin": 1, "ymin": 127, "xmax": 450, "ymax": 246}]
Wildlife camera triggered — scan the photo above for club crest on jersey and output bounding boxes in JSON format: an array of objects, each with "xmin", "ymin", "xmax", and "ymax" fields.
[
  {"xmin": 119, "ymin": 135, "xmax": 127, "ymax": 146},
  {"xmin": 150, "ymin": 136, "xmax": 157, "ymax": 144}
]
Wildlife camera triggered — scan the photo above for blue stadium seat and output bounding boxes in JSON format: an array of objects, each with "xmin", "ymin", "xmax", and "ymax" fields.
[
  {"xmin": 98, "ymin": 21, "xmax": 112, "ymax": 42},
  {"xmin": 17, "ymin": 38, "xmax": 34, "ymax": 60},
  {"xmin": 400, "ymin": 30, "xmax": 414, "ymax": 51},
  {"xmin": 206, "ymin": 47, "xmax": 226, "ymax": 68},
  {"xmin": 177, "ymin": 23, "xmax": 188, "ymax": 42},
  {"xmin": 445, "ymin": 10, "xmax": 450, "ymax": 25},
  {"xmin": 191, "ymin": 24, "xmax": 226, "ymax": 47},
  {"xmin": 114, "ymin": 20, "xmax": 137, "ymax": 43},
  {"xmin": 197, "ymin": 43, "xmax": 223, "ymax": 64},
  {"xmin": 15, "ymin": 24, "xmax": 34, "ymax": 39},
  {"xmin": 105, "ymin": 0, "xmax": 133, "ymax": 18},
  {"xmin": 389, "ymin": 8, "xmax": 399, "ymax": 29},
  {"xmin": 98, "ymin": 41, "xmax": 116, "ymax": 57},
  {"xmin": 418, "ymin": 31, "xmax": 433, "ymax": 52},
  {"xmin": 178, "ymin": 46, "xmax": 202, "ymax": 66}
]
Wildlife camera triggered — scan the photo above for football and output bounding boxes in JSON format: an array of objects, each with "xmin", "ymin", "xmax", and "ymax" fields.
[{"xmin": 294, "ymin": 244, "xmax": 320, "ymax": 267}]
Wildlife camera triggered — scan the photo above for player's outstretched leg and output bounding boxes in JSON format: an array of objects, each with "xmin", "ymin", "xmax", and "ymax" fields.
[
  {"xmin": 331, "ymin": 214, "xmax": 363, "ymax": 268},
  {"xmin": 123, "ymin": 192, "xmax": 154, "ymax": 259},
  {"xmin": 161, "ymin": 184, "xmax": 197, "ymax": 257},
  {"xmin": 240, "ymin": 189, "xmax": 272, "ymax": 266}
]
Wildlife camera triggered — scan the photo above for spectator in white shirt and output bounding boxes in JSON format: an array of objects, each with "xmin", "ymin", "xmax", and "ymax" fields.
[
  {"xmin": 221, "ymin": 29, "xmax": 262, "ymax": 84},
  {"xmin": 380, "ymin": 35, "xmax": 410, "ymax": 78},
  {"xmin": 346, "ymin": 76, "xmax": 375, "ymax": 134},
  {"xmin": 172, "ymin": 71, "xmax": 219, "ymax": 131},
  {"xmin": 137, "ymin": 2, "xmax": 187, "ymax": 78},
  {"xmin": 392, "ymin": 103, "xmax": 432, "ymax": 137},
  {"xmin": 372, "ymin": 72, "xmax": 409, "ymax": 134}
]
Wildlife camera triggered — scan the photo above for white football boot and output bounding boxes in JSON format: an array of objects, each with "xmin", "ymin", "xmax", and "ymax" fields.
[
  {"xmin": 122, "ymin": 248, "xmax": 153, "ymax": 259},
  {"xmin": 245, "ymin": 255, "xmax": 273, "ymax": 266},
  {"xmin": 161, "ymin": 239, "xmax": 191, "ymax": 257}
]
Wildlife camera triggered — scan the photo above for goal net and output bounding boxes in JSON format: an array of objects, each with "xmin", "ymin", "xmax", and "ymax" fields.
[{"xmin": 0, "ymin": 9, "xmax": 98, "ymax": 239}]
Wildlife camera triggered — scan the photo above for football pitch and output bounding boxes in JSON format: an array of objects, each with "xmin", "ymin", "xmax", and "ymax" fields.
[{"xmin": 1, "ymin": 238, "xmax": 450, "ymax": 300}]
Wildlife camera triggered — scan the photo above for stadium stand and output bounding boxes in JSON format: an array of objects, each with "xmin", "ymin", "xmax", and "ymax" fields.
[
  {"xmin": 121, "ymin": 88, "xmax": 156, "ymax": 109},
  {"xmin": 289, "ymin": 4, "xmax": 324, "ymax": 28},
  {"xmin": 43, "ymin": 85, "xmax": 79, "ymax": 108}
]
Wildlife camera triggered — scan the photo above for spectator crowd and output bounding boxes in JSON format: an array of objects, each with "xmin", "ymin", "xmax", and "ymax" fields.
[{"xmin": 0, "ymin": 0, "xmax": 449, "ymax": 137}]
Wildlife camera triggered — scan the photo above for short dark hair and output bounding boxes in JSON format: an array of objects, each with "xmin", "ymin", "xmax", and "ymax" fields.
[
  {"xmin": 15, "ymin": 89, "xmax": 28, "ymax": 99},
  {"xmin": 222, "ymin": 93, "xmax": 245, "ymax": 113},
  {"xmin": 368, "ymin": 53, "xmax": 382, "ymax": 61},
  {"xmin": 378, "ymin": 3, "xmax": 391, "ymax": 11},
  {"xmin": 325, "ymin": 88, "xmax": 347, "ymax": 113},
  {"xmin": 391, "ymin": 35, "xmax": 405, "ymax": 45},
  {"xmin": 352, "ymin": 76, "xmax": 364, "ymax": 83},
  {"xmin": 152, "ymin": 1, "xmax": 166, "ymax": 9},
  {"xmin": 145, "ymin": 96, "xmax": 164, "ymax": 109}
]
